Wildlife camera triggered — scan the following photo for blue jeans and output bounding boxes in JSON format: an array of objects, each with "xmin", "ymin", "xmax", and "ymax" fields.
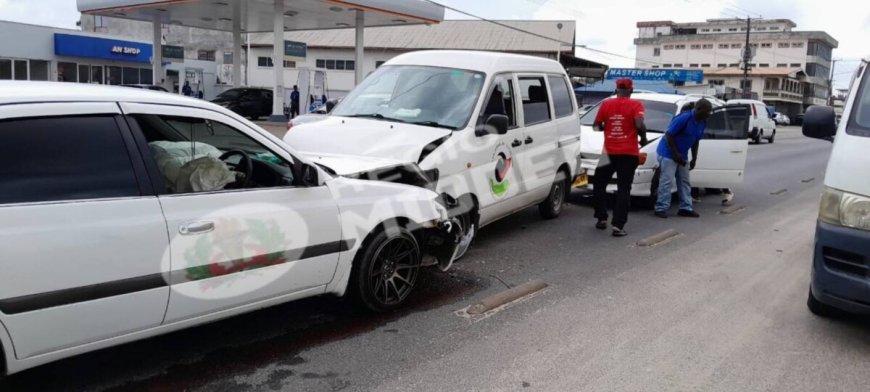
[{"xmin": 655, "ymin": 156, "xmax": 693, "ymax": 212}]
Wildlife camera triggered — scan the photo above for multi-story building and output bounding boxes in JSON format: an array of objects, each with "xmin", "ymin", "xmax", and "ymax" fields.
[{"xmin": 634, "ymin": 18, "xmax": 838, "ymax": 116}]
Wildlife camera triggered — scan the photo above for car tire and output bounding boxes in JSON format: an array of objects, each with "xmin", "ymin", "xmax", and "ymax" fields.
[
  {"xmin": 350, "ymin": 224, "xmax": 422, "ymax": 312},
  {"xmin": 644, "ymin": 168, "xmax": 662, "ymax": 210},
  {"xmin": 539, "ymin": 171, "xmax": 568, "ymax": 219},
  {"xmin": 754, "ymin": 129, "xmax": 763, "ymax": 144},
  {"xmin": 807, "ymin": 286, "xmax": 846, "ymax": 318},
  {"xmin": 768, "ymin": 130, "xmax": 776, "ymax": 144}
]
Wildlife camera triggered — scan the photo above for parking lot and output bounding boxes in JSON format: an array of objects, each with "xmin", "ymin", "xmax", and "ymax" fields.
[{"xmin": 3, "ymin": 125, "xmax": 867, "ymax": 391}]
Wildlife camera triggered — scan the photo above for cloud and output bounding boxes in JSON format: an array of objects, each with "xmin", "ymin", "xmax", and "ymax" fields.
[{"xmin": 0, "ymin": 0, "xmax": 80, "ymax": 29}]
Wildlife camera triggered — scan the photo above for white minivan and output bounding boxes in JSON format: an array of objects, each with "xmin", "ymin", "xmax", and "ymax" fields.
[
  {"xmin": 285, "ymin": 50, "xmax": 583, "ymax": 257},
  {"xmin": 726, "ymin": 99, "xmax": 777, "ymax": 144},
  {"xmin": 802, "ymin": 59, "xmax": 870, "ymax": 316},
  {"xmin": 0, "ymin": 82, "xmax": 460, "ymax": 376}
]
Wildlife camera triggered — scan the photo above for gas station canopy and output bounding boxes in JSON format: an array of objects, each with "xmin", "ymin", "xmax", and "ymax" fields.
[{"xmin": 77, "ymin": 0, "xmax": 445, "ymax": 32}]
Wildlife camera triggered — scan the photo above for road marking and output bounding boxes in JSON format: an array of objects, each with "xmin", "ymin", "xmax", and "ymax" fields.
[
  {"xmin": 802, "ymin": 177, "xmax": 816, "ymax": 183},
  {"xmin": 637, "ymin": 229, "xmax": 681, "ymax": 247},
  {"xmin": 770, "ymin": 189, "xmax": 788, "ymax": 195},
  {"xmin": 720, "ymin": 205, "xmax": 747, "ymax": 215}
]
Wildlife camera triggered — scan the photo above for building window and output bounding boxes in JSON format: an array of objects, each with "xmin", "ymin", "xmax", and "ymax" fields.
[
  {"xmin": 653, "ymin": 48, "xmax": 661, "ymax": 56},
  {"xmin": 792, "ymin": 42, "xmax": 804, "ymax": 48},
  {"xmin": 663, "ymin": 45, "xmax": 674, "ymax": 50},
  {"xmin": 777, "ymin": 63, "xmax": 787, "ymax": 67},
  {"xmin": 13, "ymin": 60, "xmax": 27, "ymax": 81},
  {"xmin": 759, "ymin": 64, "xmax": 770, "ymax": 68},
  {"xmin": 651, "ymin": 65, "xmax": 659, "ymax": 69},
  {"xmin": 713, "ymin": 28, "xmax": 721, "ymax": 32},
  {"xmin": 702, "ymin": 44, "xmax": 713, "ymax": 49},
  {"xmin": 197, "ymin": 50, "xmax": 216, "ymax": 61},
  {"xmin": 731, "ymin": 43, "xmax": 742, "ymax": 49},
  {"xmin": 729, "ymin": 63, "xmax": 739, "ymax": 67},
  {"xmin": 258, "ymin": 57, "xmax": 274, "ymax": 67},
  {"xmin": 749, "ymin": 43, "xmax": 759, "ymax": 48},
  {"xmin": 0, "ymin": 59, "xmax": 10, "ymax": 80},
  {"xmin": 316, "ymin": 59, "xmax": 355, "ymax": 70},
  {"xmin": 701, "ymin": 63, "xmax": 711, "ymax": 67},
  {"xmin": 719, "ymin": 44, "xmax": 729, "ymax": 49},
  {"xmin": 689, "ymin": 63, "xmax": 699, "ymax": 67},
  {"xmin": 717, "ymin": 63, "xmax": 726, "ymax": 68},
  {"xmin": 223, "ymin": 51, "xmax": 233, "ymax": 64},
  {"xmin": 673, "ymin": 63, "xmax": 683, "ymax": 67},
  {"xmin": 740, "ymin": 27, "xmax": 746, "ymax": 31},
  {"xmin": 757, "ymin": 27, "xmax": 767, "ymax": 31},
  {"xmin": 770, "ymin": 26, "xmax": 780, "ymax": 30},
  {"xmin": 283, "ymin": 60, "xmax": 296, "ymax": 68},
  {"xmin": 729, "ymin": 28, "xmax": 737, "ymax": 32},
  {"xmin": 778, "ymin": 42, "xmax": 790, "ymax": 48},
  {"xmin": 701, "ymin": 28, "xmax": 710, "ymax": 32},
  {"xmin": 107, "ymin": 66, "xmax": 122, "ymax": 85},
  {"xmin": 675, "ymin": 44, "xmax": 686, "ymax": 49},
  {"xmin": 29, "ymin": 60, "xmax": 49, "ymax": 81},
  {"xmin": 690, "ymin": 44, "xmax": 701, "ymax": 50},
  {"xmin": 740, "ymin": 79, "xmax": 752, "ymax": 89},
  {"xmin": 58, "ymin": 62, "xmax": 78, "ymax": 82},
  {"xmin": 709, "ymin": 79, "xmax": 725, "ymax": 85},
  {"xmin": 790, "ymin": 63, "xmax": 801, "ymax": 67},
  {"xmin": 663, "ymin": 64, "xmax": 672, "ymax": 68},
  {"xmin": 122, "ymin": 67, "xmax": 140, "ymax": 84},
  {"xmin": 761, "ymin": 43, "xmax": 772, "ymax": 48},
  {"xmin": 376, "ymin": 61, "xmax": 386, "ymax": 68},
  {"xmin": 94, "ymin": 15, "xmax": 108, "ymax": 29}
]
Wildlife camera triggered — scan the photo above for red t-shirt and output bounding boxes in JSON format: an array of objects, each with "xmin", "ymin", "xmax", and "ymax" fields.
[{"xmin": 593, "ymin": 97, "xmax": 645, "ymax": 156}]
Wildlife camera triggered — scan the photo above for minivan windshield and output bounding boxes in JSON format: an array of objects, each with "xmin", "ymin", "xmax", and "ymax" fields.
[
  {"xmin": 579, "ymin": 99, "xmax": 679, "ymax": 132},
  {"xmin": 332, "ymin": 65, "xmax": 486, "ymax": 130},
  {"xmin": 849, "ymin": 63, "xmax": 870, "ymax": 137}
]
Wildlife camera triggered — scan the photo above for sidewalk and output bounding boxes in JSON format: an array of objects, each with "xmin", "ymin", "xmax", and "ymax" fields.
[{"xmin": 254, "ymin": 121, "xmax": 288, "ymax": 139}]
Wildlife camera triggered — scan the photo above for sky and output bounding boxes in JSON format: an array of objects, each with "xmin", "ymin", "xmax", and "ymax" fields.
[{"xmin": 0, "ymin": 0, "xmax": 865, "ymax": 89}]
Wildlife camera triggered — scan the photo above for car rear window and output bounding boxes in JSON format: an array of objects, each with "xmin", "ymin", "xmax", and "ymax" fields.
[{"xmin": 848, "ymin": 63, "xmax": 870, "ymax": 137}]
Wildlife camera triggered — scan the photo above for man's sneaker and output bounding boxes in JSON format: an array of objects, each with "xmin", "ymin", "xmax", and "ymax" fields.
[
  {"xmin": 678, "ymin": 209, "xmax": 700, "ymax": 218},
  {"xmin": 654, "ymin": 211, "xmax": 668, "ymax": 219},
  {"xmin": 612, "ymin": 227, "xmax": 627, "ymax": 237},
  {"xmin": 692, "ymin": 196, "xmax": 702, "ymax": 203},
  {"xmin": 595, "ymin": 220, "xmax": 608, "ymax": 230},
  {"xmin": 722, "ymin": 190, "xmax": 734, "ymax": 205}
]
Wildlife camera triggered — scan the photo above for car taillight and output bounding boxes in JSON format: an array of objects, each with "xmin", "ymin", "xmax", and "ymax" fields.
[
  {"xmin": 751, "ymin": 104, "xmax": 757, "ymax": 119},
  {"xmin": 639, "ymin": 152, "xmax": 648, "ymax": 165},
  {"xmin": 287, "ymin": 122, "xmax": 293, "ymax": 131}
]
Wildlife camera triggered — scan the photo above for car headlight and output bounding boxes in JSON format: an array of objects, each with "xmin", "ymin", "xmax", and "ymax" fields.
[{"xmin": 819, "ymin": 187, "xmax": 870, "ymax": 231}]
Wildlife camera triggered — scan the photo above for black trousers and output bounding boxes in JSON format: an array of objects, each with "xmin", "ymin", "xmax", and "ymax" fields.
[{"xmin": 593, "ymin": 154, "xmax": 639, "ymax": 229}]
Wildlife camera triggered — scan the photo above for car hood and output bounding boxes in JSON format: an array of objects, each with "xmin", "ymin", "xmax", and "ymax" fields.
[
  {"xmin": 303, "ymin": 152, "xmax": 409, "ymax": 176},
  {"xmin": 579, "ymin": 124, "xmax": 664, "ymax": 155},
  {"xmin": 284, "ymin": 116, "xmax": 452, "ymax": 164}
]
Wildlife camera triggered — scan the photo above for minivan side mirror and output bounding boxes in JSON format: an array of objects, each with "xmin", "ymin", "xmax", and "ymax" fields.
[
  {"xmin": 301, "ymin": 164, "xmax": 319, "ymax": 186},
  {"xmin": 475, "ymin": 114, "xmax": 509, "ymax": 137},
  {"xmin": 802, "ymin": 105, "xmax": 837, "ymax": 142}
]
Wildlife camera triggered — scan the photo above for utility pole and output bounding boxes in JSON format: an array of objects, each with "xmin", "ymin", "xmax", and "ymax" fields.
[
  {"xmin": 741, "ymin": 17, "xmax": 752, "ymax": 98},
  {"xmin": 828, "ymin": 59, "xmax": 838, "ymax": 105}
]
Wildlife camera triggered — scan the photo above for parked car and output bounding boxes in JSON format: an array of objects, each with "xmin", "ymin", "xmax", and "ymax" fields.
[
  {"xmin": 0, "ymin": 81, "xmax": 461, "ymax": 376},
  {"xmin": 727, "ymin": 99, "xmax": 777, "ymax": 143},
  {"xmin": 121, "ymin": 84, "xmax": 169, "ymax": 92},
  {"xmin": 287, "ymin": 98, "xmax": 341, "ymax": 131},
  {"xmin": 211, "ymin": 87, "xmax": 273, "ymax": 120},
  {"xmin": 285, "ymin": 50, "xmax": 584, "ymax": 259},
  {"xmin": 578, "ymin": 93, "xmax": 751, "ymax": 205},
  {"xmin": 773, "ymin": 111, "xmax": 791, "ymax": 126},
  {"xmin": 578, "ymin": 104, "xmax": 595, "ymax": 117},
  {"xmin": 802, "ymin": 59, "xmax": 870, "ymax": 317}
]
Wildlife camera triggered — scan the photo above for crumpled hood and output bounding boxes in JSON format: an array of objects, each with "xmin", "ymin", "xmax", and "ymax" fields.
[
  {"xmin": 580, "ymin": 124, "xmax": 664, "ymax": 155},
  {"xmin": 302, "ymin": 152, "xmax": 408, "ymax": 176},
  {"xmin": 284, "ymin": 116, "xmax": 452, "ymax": 164}
]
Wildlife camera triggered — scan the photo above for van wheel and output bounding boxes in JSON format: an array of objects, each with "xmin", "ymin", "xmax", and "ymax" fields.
[
  {"xmin": 351, "ymin": 225, "xmax": 422, "ymax": 312},
  {"xmin": 807, "ymin": 287, "xmax": 845, "ymax": 318},
  {"xmin": 644, "ymin": 168, "xmax": 662, "ymax": 210},
  {"xmin": 768, "ymin": 130, "xmax": 776, "ymax": 143},
  {"xmin": 754, "ymin": 129, "xmax": 763, "ymax": 144},
  {"xmin": 539, "ymin": 171, "xmax": 568, "ymax": 219}
]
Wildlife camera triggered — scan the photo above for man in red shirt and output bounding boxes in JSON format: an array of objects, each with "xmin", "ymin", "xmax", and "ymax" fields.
[{"xmin": 591, "ymin": 78, "xmax": 648, "ymax": 236}]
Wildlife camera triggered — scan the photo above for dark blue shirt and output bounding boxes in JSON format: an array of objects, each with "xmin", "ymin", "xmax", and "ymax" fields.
[{"xmin": 657, "ymin": 110, "xmax": 706, "ymax": 160}]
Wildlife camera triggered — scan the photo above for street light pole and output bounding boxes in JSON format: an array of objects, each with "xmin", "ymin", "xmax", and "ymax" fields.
[
  {"xmin": 556, "ymin": 23, "xmax": 563, "ymax": 63},
  {"xmin": 741, "ymin": 17, "xmax": 752, "ymax": 98}
]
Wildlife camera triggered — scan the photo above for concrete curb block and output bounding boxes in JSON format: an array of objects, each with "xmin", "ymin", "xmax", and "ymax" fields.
[
  {"xmin": 770, "ymin": 189, "xmax": 788, "ymax": 195},
  {"xmin": 801, "ymin": 177, "xmax": 815, "ymax": 183},
  {"xmin": 720, "ymin": 204, "xmax": 747, "ymax": 215},
  {"xmin": 466, "ymin": 279, "xmax": 548, "ymax": 315},
  {"xmin": 637, "ymin": 229, "xmax": 680, "ymax": 247}
]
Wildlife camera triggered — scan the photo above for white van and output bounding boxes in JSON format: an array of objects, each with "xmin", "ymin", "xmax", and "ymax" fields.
[
  {"xmin": 802, "ymin": 59, "xmax": 870, "ymax": 316},
  {"xmin": 285, "ymin": 50, "xmax": 583, "ymax": 258},
  {"xmin": 726, "ymin": 99, "xmax": 777, "ymax": 144}
]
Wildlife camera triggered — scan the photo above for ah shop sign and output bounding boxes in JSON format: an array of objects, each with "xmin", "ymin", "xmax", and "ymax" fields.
[
  {"xmin": 54, "ymin": 33, "xmax": 152, "ymax": 63},
  {"xmin": 606, "ymin": 68, "xmax": 704, "ymax": 83}
]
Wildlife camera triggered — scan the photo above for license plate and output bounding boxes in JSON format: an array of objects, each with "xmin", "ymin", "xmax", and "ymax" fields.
[{"xmin": 572, "ymin": 173, "xmax": 588, "ymax": 188}]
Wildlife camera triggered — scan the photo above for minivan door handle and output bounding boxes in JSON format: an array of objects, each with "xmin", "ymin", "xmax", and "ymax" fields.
[
  {"xmin": 512, "ymin": 139, "xmax": 523, "ymax": 147},
  {"xmin": 179, "ymin": 221, "xmax": 215, "ymax": 235},
  {"xmin": 525, "ymin": 136, "xmax": 534, "ymax": 145}
]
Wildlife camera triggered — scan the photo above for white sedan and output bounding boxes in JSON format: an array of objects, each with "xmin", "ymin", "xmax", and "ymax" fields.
[
  {"xmin": 0, "ymin": 82, "xmax": 460, "ymax": 376},
  {"xmin": 578, "ymin": 93, "xmax": 751, "ymax": 203}
]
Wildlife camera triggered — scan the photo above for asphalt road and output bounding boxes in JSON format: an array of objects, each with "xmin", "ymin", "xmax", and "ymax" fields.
[{"xmin": 4, "ymin": 126, "xmax": 869, "ymax": 392}]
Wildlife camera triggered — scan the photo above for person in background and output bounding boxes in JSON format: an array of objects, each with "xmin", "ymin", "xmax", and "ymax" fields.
[
  {"xmin": 654, "ymin": 99, "xmax": 712, "ymax": 218},
  {"xmin": 196, "ymin": 90, "xmax": 204, "ymax": 99},
  {"xmin": 591, "ymin": 78, "xmax": 648, "ymax": 237},
  {"xmin": 182, "ymin": 81, "xmax": 193, "ymax": 97},
  {"xmin": 290, "ymin": 85, "xmax": 300, "ymax": 118}
]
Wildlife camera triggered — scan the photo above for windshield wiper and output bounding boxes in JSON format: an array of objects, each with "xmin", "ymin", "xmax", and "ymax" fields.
[
  {"xmin": 410, "ymin": 121, "xmax": 458, "ymax": 130},
  {"xmin": 346, "ymin": 113, "xmax": 407, "ymax": 123}
]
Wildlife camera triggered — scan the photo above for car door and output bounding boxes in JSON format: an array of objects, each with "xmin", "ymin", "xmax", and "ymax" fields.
[
  {"xmin": 120, "ymin": 103, "xmax": 342, "ymax": 323},
  {"xmin": 0, "ymin": 103, "xmax": 170, "ymax": 359},
  {"xmin": 691, "ymin": 104, "xmax": 752, "ymax": 188},
  {"xmin": 516, "ymin": 74, "xmax": 557, "ymax": 197}
]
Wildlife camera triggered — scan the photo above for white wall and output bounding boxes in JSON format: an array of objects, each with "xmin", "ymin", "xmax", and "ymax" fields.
[{"xmin": 637, "ymin": 38, "xmax": 811, "ymax": 69}]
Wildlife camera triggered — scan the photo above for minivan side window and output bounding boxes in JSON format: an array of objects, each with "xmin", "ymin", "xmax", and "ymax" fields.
[
  {"xmin": 0, "ymin": 115, "xmax": 140, "ymax": 204},
  {"xmin": 548, "ymin": 75, "xmax": 574, "ymax": 118},
  {"xmin": 481, "ymin": 75, "xmax": 517, "ymax": 129},
  {"xmin": 706, "ymin": 106, "xmax": 750, "ymax": 140},
  {"xmin": 848, "ymin": 65, "xmax": 870, "ymax": 137},
  {"xmin": 130, "ymin": 114, "xmax": 295, "ymax": 194},
  {"xmin": 519, "ymin": 76, "xmax": 552, "ymax": 125}
]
